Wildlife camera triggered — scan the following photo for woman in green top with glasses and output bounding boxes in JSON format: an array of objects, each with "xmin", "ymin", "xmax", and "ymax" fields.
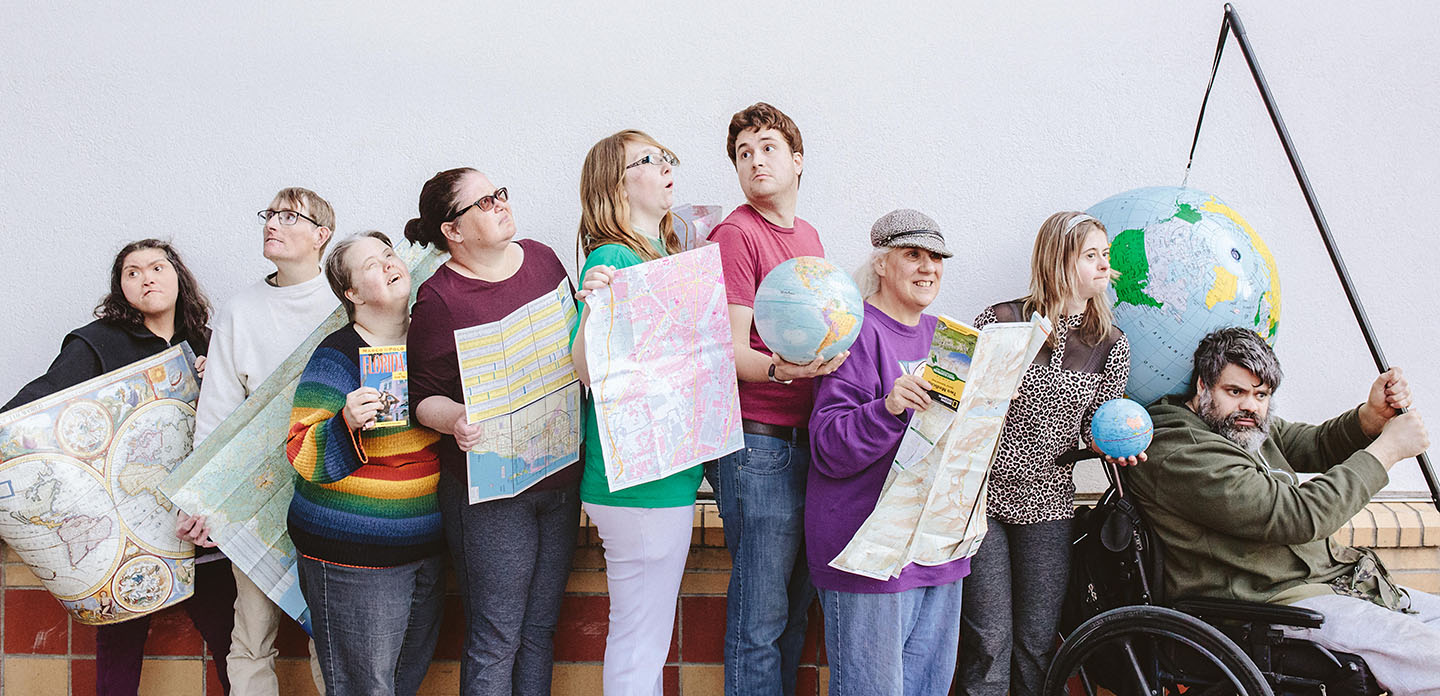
[{"xmin": 569, "ymin": 130, "xmax": 701, "ymax": 695}]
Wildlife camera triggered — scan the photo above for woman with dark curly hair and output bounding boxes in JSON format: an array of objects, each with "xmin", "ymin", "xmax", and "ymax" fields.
[
  {"xmin": 4, "ymin": 238, "xmax": 238, "ymax": 696},
  {"xmin": 8, "ymin": 239, "xmax": 214, "ymax": 405}
]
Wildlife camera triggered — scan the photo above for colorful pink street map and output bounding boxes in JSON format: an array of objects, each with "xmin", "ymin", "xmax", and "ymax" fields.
[{"xmin": 584, "ymin": 244, "xmax": 744, "ymax": 491}]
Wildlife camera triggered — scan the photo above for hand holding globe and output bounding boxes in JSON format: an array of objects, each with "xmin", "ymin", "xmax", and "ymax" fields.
[
  {"xmin": 1090, "ymin": 398, "xmax": 1153, "ymax": 466},
  {"xmin": 768, "ymin": 351, "xmax": 852, "ymax": 384}
]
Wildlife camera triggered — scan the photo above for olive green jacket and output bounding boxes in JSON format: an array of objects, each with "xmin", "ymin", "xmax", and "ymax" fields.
[{"xmin": 1126, "ymin": 395, "xmax": 1387, "ymax": 605}]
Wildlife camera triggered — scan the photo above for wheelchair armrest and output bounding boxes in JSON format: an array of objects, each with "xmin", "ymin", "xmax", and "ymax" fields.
[{"xmin": 1172, "ymin": 596, "xmax": 1324, "ymax": 629}]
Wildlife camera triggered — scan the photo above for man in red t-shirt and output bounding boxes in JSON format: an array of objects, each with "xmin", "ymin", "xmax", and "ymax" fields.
[{"xmin": 706, "ymin": 102, "xmax": 848, "ymax": 696}]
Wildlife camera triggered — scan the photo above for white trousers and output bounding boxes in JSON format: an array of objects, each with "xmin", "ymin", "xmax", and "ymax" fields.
[
  {"xmin": 228, "ymin": 563, "xmax": 327, "ymax": 696},
  {"xmin": 583, "ymin": 502, "xmax": 694, "ymax": 696},
  {"xmin": 1286, "ymin": 587, "xmax": 1440, "ymax": 696}
]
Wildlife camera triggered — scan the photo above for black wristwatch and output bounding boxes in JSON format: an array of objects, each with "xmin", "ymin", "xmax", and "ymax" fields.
[{"xmin": 768, "ymin": 363, "xmax": 794, "ymax": 385}]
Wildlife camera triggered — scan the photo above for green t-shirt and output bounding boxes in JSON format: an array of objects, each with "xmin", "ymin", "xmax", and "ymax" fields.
[{"xmin": 571, "ymin": 241, "xmax": 704, "ymax": 507}]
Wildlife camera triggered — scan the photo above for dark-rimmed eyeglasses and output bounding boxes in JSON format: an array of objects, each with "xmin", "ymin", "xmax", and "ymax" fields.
[
  {"xmin": 446, "ymin": 187, "xmax": 509, "ymax": 222},
  {"xmin": 625, "ymin": 152, "xmax": 679, "ymax": 170},
  {"xmin": 257, "ymin": 209, "xmax": 322, "ymax": 227}
]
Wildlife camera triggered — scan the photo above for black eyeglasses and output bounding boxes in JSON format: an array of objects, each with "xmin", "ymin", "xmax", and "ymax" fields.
[
  {"xmin": 257, "ymin": 209, "xmax": 322, "ymax": 227},
  {"xmin": 446, "ymin": 187, "xmax": 509, "ymax": 222},
  {"xmin": 625, "ymin": 153, "xmax": 679, "ymax": 170}
]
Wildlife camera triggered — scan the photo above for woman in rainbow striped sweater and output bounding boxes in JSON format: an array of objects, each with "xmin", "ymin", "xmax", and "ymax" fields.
[{"xmin": 285, "ymin": 230, "xmax": 445, "ymax": 696}]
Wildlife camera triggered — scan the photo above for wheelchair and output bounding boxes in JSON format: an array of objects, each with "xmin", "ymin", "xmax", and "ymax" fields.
[{"xmin": 1042, "ymin": 451, "xmax": 1380, "ymax": 696}]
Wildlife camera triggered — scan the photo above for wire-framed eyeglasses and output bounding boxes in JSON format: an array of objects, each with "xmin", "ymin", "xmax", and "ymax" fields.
[
  {"xmin": 257, "ymin": 209, "xmax": 321, "ymax": 227},
  {"xmin": 625, "ymin": 152, "xmax": 679, "ymax": 170},
  {"xmin": 446, "ymin": 187, "xmax": 509, "ymax": 222}
]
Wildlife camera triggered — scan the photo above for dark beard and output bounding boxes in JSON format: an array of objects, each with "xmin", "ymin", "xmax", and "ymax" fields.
[{"xmin": 1195, "ymin": 389, "xmax": 1272, "ymax": 452}]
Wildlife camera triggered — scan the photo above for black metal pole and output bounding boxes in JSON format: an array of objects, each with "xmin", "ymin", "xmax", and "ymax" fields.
[{"xmin": 1220, "ymin": 3, "xmax": 1440, "ymax": 511}]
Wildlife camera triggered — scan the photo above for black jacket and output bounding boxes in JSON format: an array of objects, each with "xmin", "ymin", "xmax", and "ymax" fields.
[{"xmin": 5, "ymin": 319, "xmax": 209, "ymax": 411}]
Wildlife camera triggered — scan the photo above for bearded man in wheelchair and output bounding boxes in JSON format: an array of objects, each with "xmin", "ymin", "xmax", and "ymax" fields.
[{"xmin": 1121, "ymin": 327, "xmax": 1439, "ymax": 694}]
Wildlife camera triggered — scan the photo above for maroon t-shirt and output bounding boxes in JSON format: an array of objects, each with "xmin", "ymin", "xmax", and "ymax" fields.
[
  {"xmin": 408, "ymin": 238, "xmax": 581, "ymax": 488},
  {"xmin": 708, "ymin": 204, "xmax": 827, "ymax": 428}
]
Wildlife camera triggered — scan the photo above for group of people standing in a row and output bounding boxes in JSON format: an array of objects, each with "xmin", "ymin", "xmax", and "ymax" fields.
[{"xmin": 9, "ymin": 102, "xmax": 1134, "ymax": 696}]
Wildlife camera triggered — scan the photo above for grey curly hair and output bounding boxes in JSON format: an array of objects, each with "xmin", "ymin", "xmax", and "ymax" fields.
[{"xmin": 1190, "ymin": 327, "xmax": 1283, "ymax": 396}]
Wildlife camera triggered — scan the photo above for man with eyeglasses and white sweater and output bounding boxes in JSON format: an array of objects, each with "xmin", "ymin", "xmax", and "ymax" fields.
[{"xmin": 179, "ymin": 187, "xmax": 338, "ymax": 696}]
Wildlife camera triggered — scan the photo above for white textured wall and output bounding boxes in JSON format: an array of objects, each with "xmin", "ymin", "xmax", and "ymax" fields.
[{"xmin": 4, "ymin": 1, "xmax": 1437, "ymax": 494}]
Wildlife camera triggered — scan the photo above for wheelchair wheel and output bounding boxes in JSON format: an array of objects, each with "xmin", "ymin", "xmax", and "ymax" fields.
[{"xmin": 1044, "ymin": 605, "xmax": 1272, "ymax": 696}]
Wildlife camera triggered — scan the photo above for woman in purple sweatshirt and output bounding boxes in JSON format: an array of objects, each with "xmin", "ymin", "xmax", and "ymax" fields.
[{"xmin": 807, "ymin": 209, "xmax": 965, "ymax": 696}]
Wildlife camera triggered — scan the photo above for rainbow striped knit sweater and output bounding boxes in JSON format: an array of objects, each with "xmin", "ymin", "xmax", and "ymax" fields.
[{"xmin": 286, "ymin": 325, "xmax": 443, "ymax": 567}]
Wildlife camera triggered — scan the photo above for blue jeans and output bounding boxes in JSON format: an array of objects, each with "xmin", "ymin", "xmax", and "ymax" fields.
[
  {"xmin": 438, "ymin": 472, "xmax": 580, "ymax": 696},
  {"xmin": 297, "ymin": 554, "xmax": 445, "ymax": 696},
  {"xmin": 819, "ymin": 581, "xmax": 964, "ymax": 696},
  {"xmin": 705, "ymin": 431, "xmax": 814, "ymax": 696}
]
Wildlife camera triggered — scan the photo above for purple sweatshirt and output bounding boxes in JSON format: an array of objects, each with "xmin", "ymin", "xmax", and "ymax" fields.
[{"xmin": 807, "ymin": 303, "xmax": 971, "ymax": 593}]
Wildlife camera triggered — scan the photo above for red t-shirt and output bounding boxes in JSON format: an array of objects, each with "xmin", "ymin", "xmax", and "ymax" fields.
[{"xmin": 708, "ymin": 204, "xmax": 826, "ymax": 428}]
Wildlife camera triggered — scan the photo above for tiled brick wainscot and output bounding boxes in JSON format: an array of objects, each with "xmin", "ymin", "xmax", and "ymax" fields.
[{"xmin": 2, "ymin": 500, "xmax": 1436, "ymax": 695}]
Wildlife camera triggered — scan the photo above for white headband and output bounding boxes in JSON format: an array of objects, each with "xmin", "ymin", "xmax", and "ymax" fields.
[{"xmin": 1065, "ymin": 214, "xmax": 1097, "ymax": 234}]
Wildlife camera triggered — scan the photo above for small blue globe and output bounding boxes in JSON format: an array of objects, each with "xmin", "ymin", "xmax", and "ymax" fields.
[
  {"xmin": 1091, "ymin": 398, "xmax": 1154, "ymax": 459},
  {"xmin": 753, "ymin": 257, "xmax": 865, "ymax": 364}
]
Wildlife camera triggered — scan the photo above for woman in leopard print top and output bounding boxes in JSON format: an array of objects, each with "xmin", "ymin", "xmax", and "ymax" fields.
[{"xmin": 957, "ymin": 212, "xmax": 1133, "ymax": 696}]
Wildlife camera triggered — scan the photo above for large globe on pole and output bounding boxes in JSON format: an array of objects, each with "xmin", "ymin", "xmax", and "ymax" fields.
[
  {"xmin": 753, "ymin": 256, "xmax": 865, "ymax": 364},
  {"xmin": 1088, "ymin": 186, "xmax": 1281, "ymax": 405}
]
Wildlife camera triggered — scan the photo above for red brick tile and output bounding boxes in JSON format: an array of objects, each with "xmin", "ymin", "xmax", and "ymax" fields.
[
  {"xmin": 795, "ymin": 665, "xmax": 819, "ymax": 695},
  {"xmin": 433, "ymin": 595, "xmax": 465, "ymax": 660},
  {"xmin": 72, "ymin": 657, "xmax": 97, "ymax": 694},
  {"xmin": 4, "ymin": 588, "xmax": 70, "ymax": 654},
  {"xmin": 801, "ymin": 600, "xmax": 825, "ymax": 664},
  {"xmin": 553, "ymin": 595, "xmax": 608, "ymax": 661},
  {"xmin": 145, "ymin": 605, "xmax": 204, "ymax": 656},
  {"xmin": 274, "ymin": 617, "xmax": 312, "ymax": 658},
  {"xmin": 72, "ymin": 620, "xmax": 98, "ymax": 655},
  {"xmin": 668, "ymin": 609, "xmax": 679, "ymax": 663},
  {"xmin": 207, "ymin": 657, "xmax": 226, "ymax": 695},
  {"xmin": 571, "ymin": 546, "xmax": 605, "ymax": 572},
  {"xmin": 679, "ymin": 595, "xmax": 725, "ymax": 663},
  {"xmin": 663, "ymin": 664, "xmax": 679, "ymax": 695}
]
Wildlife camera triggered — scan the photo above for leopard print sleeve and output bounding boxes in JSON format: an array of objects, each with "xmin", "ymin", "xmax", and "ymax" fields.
[{"xmin": 973, "ymin": 306, "xmax": 998, "ymax": 330}]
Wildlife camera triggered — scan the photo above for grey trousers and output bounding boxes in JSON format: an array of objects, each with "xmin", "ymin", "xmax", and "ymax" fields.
[
  {"xmin": 438, "ymin": 472, "xmax": 580, "ymax": 696},
  {"xmin": 956, "ymin": 517, "xmax": 1073, "ymax": 696}
]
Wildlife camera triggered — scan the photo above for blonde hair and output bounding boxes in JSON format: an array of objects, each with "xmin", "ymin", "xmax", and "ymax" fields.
[
  {"xmin": 270, "ymin": 187, "xmax": 336, "ymax": 256},
  {"xmin": 1023, "ymin": 211, "xmax": 1117, "ymax": 347},
  {"xmin": 577, "ymin": 130, "xmax": 682, "ymax": 267}
]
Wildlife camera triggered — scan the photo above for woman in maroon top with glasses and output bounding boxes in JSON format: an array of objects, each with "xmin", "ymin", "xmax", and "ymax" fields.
[{"xmin": 404, "ymin": 168, "xmax": 581, "ymax": 696}]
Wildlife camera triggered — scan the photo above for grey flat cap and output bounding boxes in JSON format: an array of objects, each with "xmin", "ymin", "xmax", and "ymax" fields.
[{"xmin": 869, "ymin": 208, "xmax": 953, "ymax": 258}]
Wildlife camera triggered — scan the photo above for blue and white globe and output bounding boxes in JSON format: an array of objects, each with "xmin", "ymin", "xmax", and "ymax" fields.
[
  {"xmin": 753, "ymin": 256, "xmax": 865, "ymax": 365},
  {"xmin": 1088, "ymin": 186, "xmax": 1281, "ymax": 405},
  {"xmin": 1091, "ymin": 398, "xmax": 1154, "ymax": 459}
]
